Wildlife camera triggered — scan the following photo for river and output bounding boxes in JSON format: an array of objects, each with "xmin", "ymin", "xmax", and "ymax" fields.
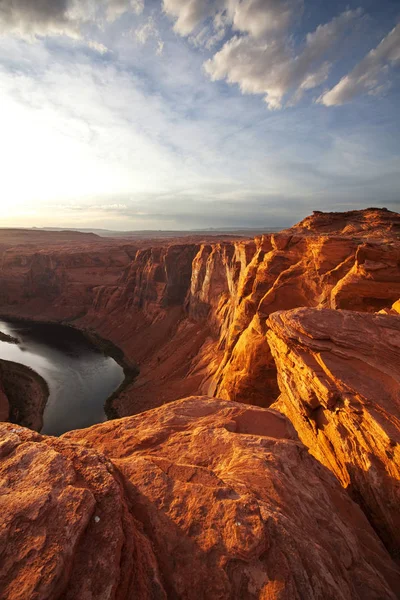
[{"xmin": 0, "ymin": 318, "xmax": 125, "ymax": 436}]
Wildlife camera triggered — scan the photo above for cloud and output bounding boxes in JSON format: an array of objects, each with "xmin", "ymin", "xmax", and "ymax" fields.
[
  {"xmin": 230, "ymin": 0, "xmax": 302, "ymax": 38},
  {"xmin": 162, "ymin": 0, "xmax": 224, "ymax": 37},
  {"xmin": 163, "ymin": 0, "xmax": 362, "ymax": 109},
  {"xmin": 135, "ymin": 16, "xmax": 164, "ymax": 55},
  {"xmin": 205, "ymin": 9, "xmax": 361, "ymax": 109},
  {"xmin": 163, "ymin": 0, "xmax": 302, "ymax": 38},
  {"xmin": 319, "ymin": 22, "xmax": 400, "ymax": 106},
  {"xmin": 105, "ymin": 0, "xmax": 144, "ymax": 22},
  {"xmin": 1, "ymin": 2, "xmax": 399, "ymax": 229},
  {"xmin": 0, "ymin": 0, "xmax": 144, "ymax": 39},
  {"xmin": 87, "ymin": 40, "xmax": 110, "ymax": 54}
]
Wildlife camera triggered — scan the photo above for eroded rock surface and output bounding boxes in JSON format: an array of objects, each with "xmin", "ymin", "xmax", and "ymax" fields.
[
  {"xmin": 2, "ymin": 398, "xmax": 400, "ymax": 599},
  {"xmin": 62, "ymin": 396, "xmax": 400, "ymax": 599},
  {"xmin": 0, "ymin": 424, "xmax": 165, "ymax": 600},
  {"xmin": 268, "ymin": 308, "xmax": 400, "ymax": 557}
]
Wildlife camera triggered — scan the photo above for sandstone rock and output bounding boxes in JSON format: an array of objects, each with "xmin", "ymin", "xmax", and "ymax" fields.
[
  {"xmin": 290, "ymin": 207, "xmax": 400, "ymax": 238},
  {"xmin": 0, "ymin": 208, "xmax": 399, "ymax": 416},
  {"xmin": 267, "ymin": 307, "xmax": 400, "ymax": 557},
  {"xmin": 0, "ymin": 360, "xmax": 49, "ymax": 431},
  {"xmin": 64, "ymin": 396, "xmax": 400, "ymax": 599},
  {"xmin": 331, "ymin": 243, "xmax": 400, "ymax": 312},
  {"xmin": 0, "ymin": 424, "xmax": 165, "ymax": 600}
]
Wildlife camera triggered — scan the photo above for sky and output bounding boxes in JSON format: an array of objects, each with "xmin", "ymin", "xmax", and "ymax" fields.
[{"xmin": 0, "ymin": 0, "xmax": 399, "ymax": 230}]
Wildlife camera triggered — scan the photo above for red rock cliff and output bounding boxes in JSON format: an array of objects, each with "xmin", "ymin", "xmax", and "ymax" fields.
[
  {"xmin": 188, "ymin": 208, "xmax": 400, "ymax": 406},
  {"xmin": 267, "ymin": 307, "xmax": 400, "ymax": 557},
  {"xmin": 1, "ymin": 210, "xmax": 400, "ymax": 597},
  {"xmin": 1, "ymin": 208, "xmax": 400, "ymax": 416}
]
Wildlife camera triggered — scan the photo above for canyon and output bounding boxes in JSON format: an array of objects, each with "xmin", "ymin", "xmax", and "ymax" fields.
[{"xmin": 1, "ymin": 208, "xmax": 400, "ymax": 599}]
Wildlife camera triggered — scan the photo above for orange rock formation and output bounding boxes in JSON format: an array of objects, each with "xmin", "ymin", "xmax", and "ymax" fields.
[
  {"xmin": 2, "ymin": 398, "xmax": 400, "ymax": 599},
  {"xmin": 268, "ymin": 307, "xmax": 400, "ymax": 557},
  {"xmin": 1, "ymin": 208, "xmax": 400, "ymax": 597},
  {"xmin": 1, "ymin": 208, "xmax": 399, "ymax": 415}
]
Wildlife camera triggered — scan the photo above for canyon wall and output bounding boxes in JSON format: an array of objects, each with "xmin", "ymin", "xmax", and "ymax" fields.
[
  {"xmin": 268, "ymin": 308, "xmax": 400, "ymax": 557},
  {"xmin": 1, "ymin": 208, "xmax": 399, "ymax": 416},
  {"xmin": 0, "ymin": 360, "xmax": 49, "ymax": 431},
  {"xmin": 1, "ymin": 209, "xmax": 400, "ymax": 597}
]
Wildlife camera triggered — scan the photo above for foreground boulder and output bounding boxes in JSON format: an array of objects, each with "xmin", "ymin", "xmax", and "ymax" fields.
[
  {"xmin": 268, "ymin": 308, "xmax": 400, "ymax": 557},
  {"xmin": 2, "ymin": 397, "xmax": 400, "ymax": 598},
  {"xmin": 0, "ymin": 425, "xmax": 165, "ymax": 600},
  {"xmin": 62, "ymin": 397, "xmax": 399, "ymax": 598}
]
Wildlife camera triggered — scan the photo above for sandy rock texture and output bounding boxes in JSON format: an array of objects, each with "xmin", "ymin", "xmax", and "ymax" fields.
[
  {"xmin": 268, "ymin": 307, "xmax": 400, "ymax": 557},
  {"xmin": 195, "ymin": 209, "xmax": 400, "ymax": 406},
  {"xmin": 0, "ymin": 424, "xmax": 165, "ymax": 600},
  {"xmin": 1, "ymin": 397, "xmax": 399, "ymax": 599}
]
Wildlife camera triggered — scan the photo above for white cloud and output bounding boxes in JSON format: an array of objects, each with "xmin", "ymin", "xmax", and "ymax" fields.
[
  {"xmin": 163, "ymin": 0, "xmax": 362, "ymax": 109},
  {"xmin": 162, "ymin": 0, "xmax": 224, "ymax": 37},
  {"xmin": 319, "ymin": 22, "xmax": 400, "ymax": 106},
  {"xmin": 163, "ymin": 0, "xmax": 302, "ymax": 38},
  {"xmin": 205, "ymin": 9, "xmax": 360, "ymax": 109},
  {"xmin": 230, "ymin": 0, "xmax": 302, "ymax": 38},
  {"xmin": 135, "ymin": 15, "xmax": 164, "ymax": 54},
  {"xmin": 87, "ymin": 40, "xmax": 110, "ymax": 54},
  {"xmin": 106, "ymin": 0, "xmax": 144, "ymax": 22}
]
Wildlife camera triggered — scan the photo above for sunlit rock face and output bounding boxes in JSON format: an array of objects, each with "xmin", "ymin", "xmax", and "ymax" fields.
[
  {"xmin": 0, "ymin": 208, "xmax": 399, "ymax": 415},
  {"xmin": 1, "ymin": 209, "xmax": 400, "ymax": 598},
  {"xmin": 189, "ymin": 208, "xmax": 400, "ymax": 407},
  {"xmin": 2, "ymin": 397, "xmax": 400, "ymax": 599},
  {"xmin": 0, "ymin": 423, "xmax": 165, "ymax": 600},
  {"xmin": 268, "ymin": 307, "xmax": 400, "ymax": 557}
]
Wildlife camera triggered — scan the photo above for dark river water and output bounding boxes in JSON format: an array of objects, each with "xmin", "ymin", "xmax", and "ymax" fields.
[{"xmin": 0, "ymin": 319, "xmax": 125, "ymax": 436}]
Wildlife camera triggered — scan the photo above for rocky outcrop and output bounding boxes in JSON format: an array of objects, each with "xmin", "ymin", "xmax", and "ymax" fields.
[
  {"xmin": 0, "ymin": 424, "xmax": 164, "ymax": 600},
  {"xmin": 2, "ymin": 397, "xmax": 400, "ymax": 599},
  {"xmin": 267, "ymin": 308, "xmax": 400, "ymax": 557},
  {"xmin": 0, "ymin": 360, "xmax": 49, "ymax": 431},
  {"xmin": 289, "ymin": 207, "xmax": 400, "ymax": 237},
  {"xmin": 190, "ymin": 209, "xmax": 400, "ymax": 406},
  {"xmin": 331, "ymin": 243, "xmax": 400, "ymax": 312}
]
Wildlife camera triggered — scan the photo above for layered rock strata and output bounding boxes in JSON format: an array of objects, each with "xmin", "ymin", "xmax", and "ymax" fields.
[
  {"xmin": 0, "ymin": 208, "xmax": 399, "ymax": 416},
  {"xmin": 268, "ymin": 307, "xmax": 400, "ymax": 557}
]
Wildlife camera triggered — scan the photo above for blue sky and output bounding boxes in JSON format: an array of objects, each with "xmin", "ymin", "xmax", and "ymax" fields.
[{"xmin": 0, "ymin": 0, "xmax": 399, "ymax": 229}]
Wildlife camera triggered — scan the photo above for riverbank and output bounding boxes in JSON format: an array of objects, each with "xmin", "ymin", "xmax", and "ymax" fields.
[
  {"xmin": 81, "ymin": 328, "xmax": 140, "ymax": 419},
  {"xmin": 0, "ymin": 314, "xmax": 139, "ymax": 423},
  {"xmin": 0, "ymin": 330, "xmax": 18, "ymax": 344},
  {"xmin": 0, "ymin": 359, "xmax": 49, "ymax": 431}
]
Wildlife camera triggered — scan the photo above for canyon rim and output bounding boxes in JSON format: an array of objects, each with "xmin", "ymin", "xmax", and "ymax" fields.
[
  {"xmin": 0, "ymin": 208, "xmax": 400, "ymax": 599},
  {"xmin": 1, "ymin": 0, "xmax": 400, "ymax": 596}
]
